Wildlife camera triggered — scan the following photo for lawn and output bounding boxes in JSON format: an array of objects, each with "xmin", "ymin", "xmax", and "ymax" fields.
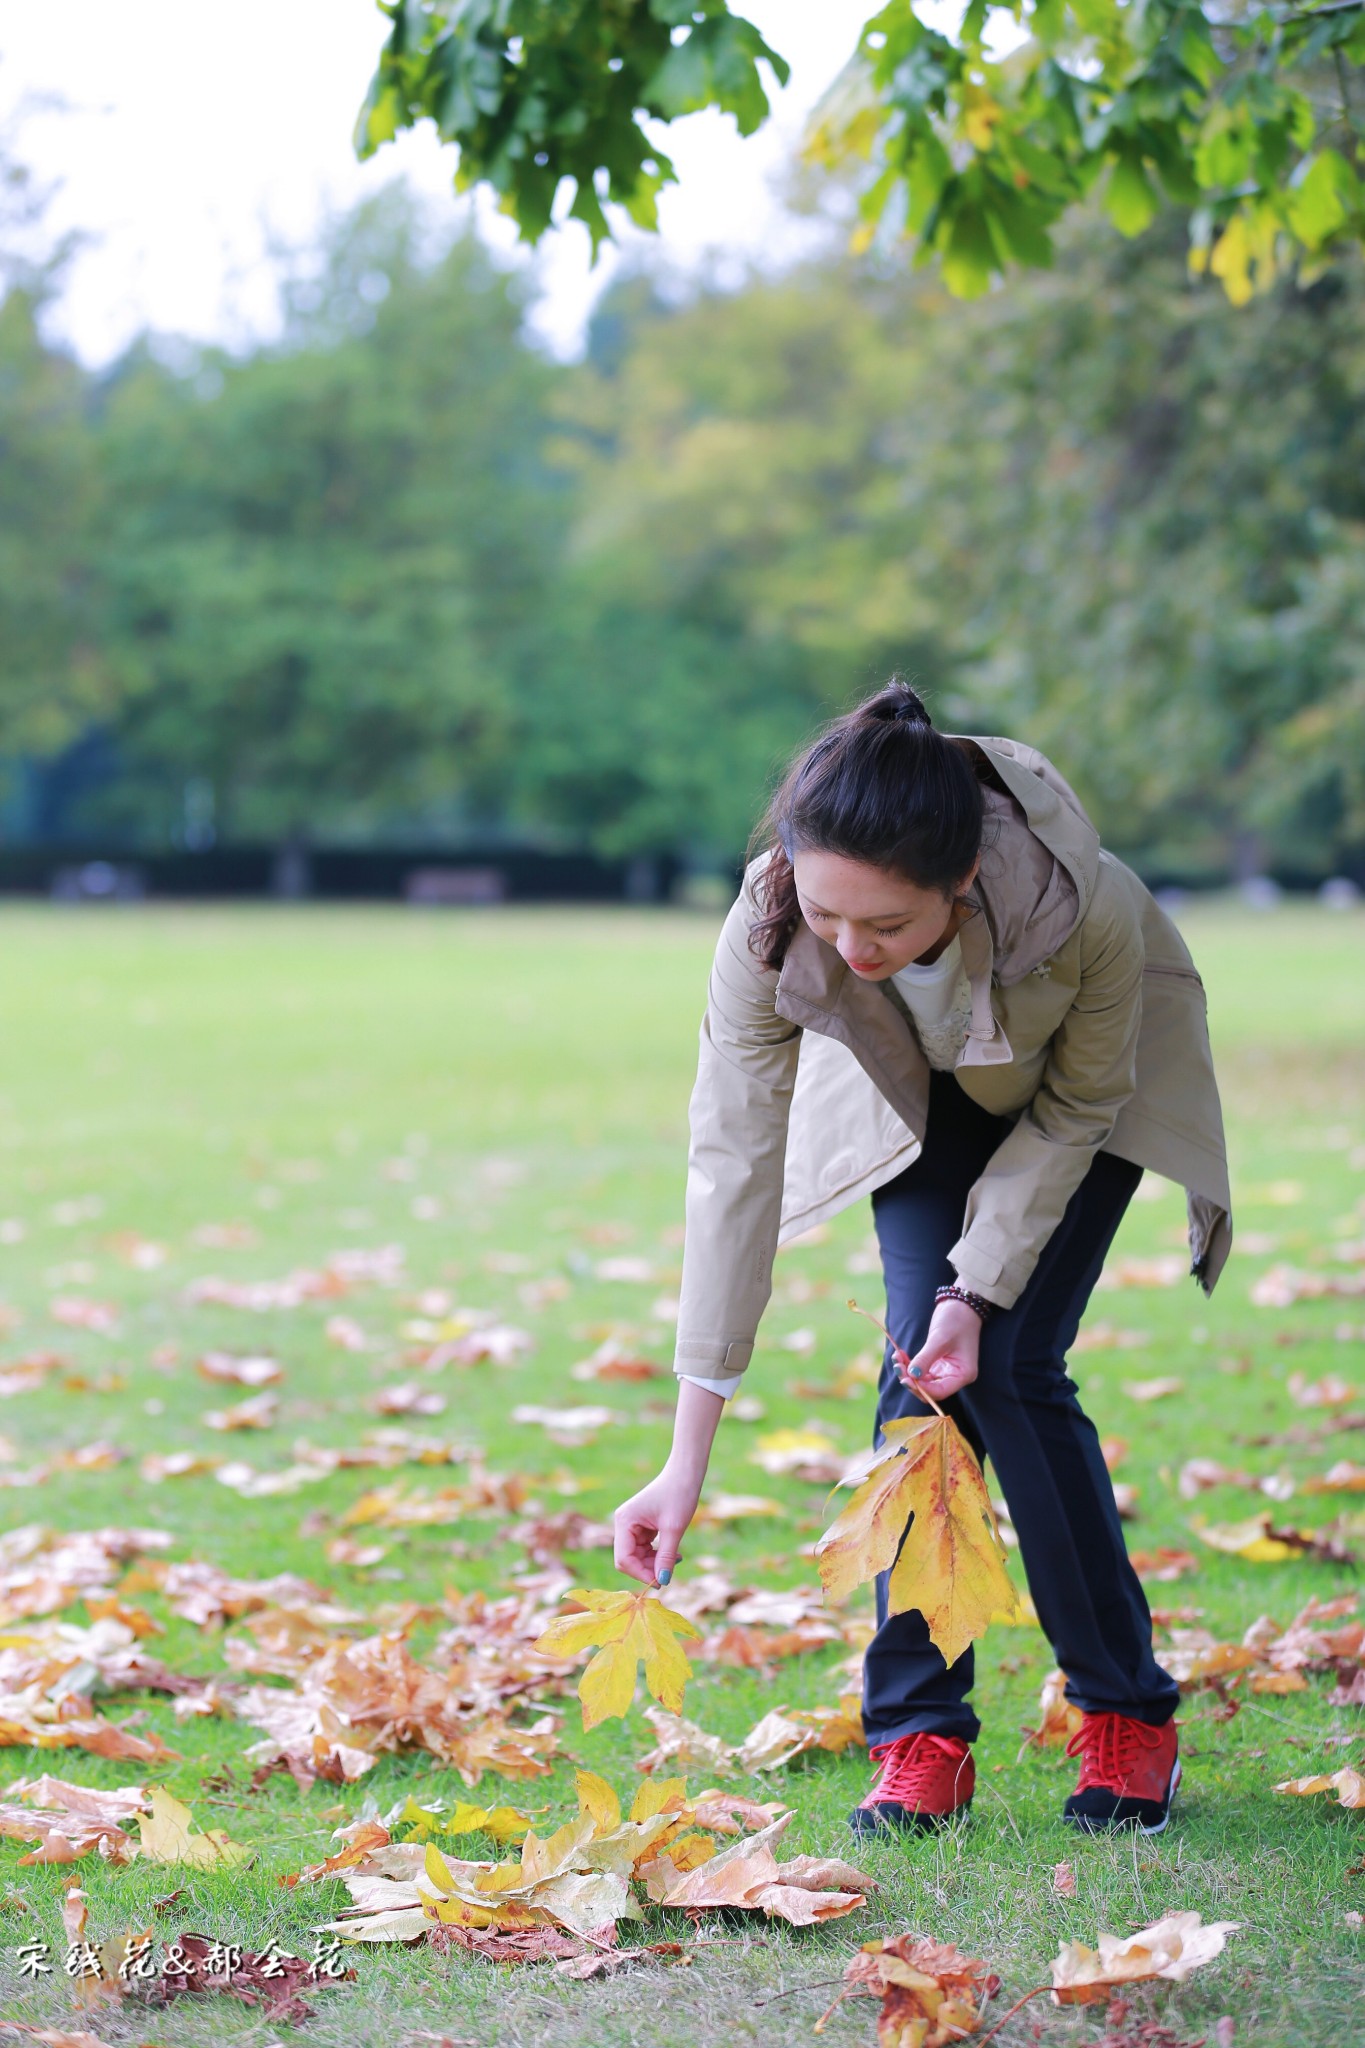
[{"xmin": 0, "ymin": 899, "xmax": 1361, "ymax": 2047}]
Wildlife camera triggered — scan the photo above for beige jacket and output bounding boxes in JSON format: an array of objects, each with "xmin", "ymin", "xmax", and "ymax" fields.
[{"xmin": 674, "ymin": 736, "xmax": 1232, "ymax": 1391}]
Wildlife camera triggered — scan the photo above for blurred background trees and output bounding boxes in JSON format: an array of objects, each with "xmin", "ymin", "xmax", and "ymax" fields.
[{"xmin": 0, "ymin": 150, "xmax": 1362, "ymax": 881}]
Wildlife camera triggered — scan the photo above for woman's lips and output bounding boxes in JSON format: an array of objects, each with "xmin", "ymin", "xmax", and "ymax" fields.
[{"xmin": 848, "ymin": 960, "xmax": 882, "ymax": 974}]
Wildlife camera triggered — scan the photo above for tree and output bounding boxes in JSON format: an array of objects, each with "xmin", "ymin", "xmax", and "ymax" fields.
[
  {"xmin": 543, "ymin": 212, "xmax": 1365, "ymax": 874},
  {"xmin": 90, "ymin": 193, "xmax": 562, "ymax": 845},
  {"xmin": 357, "ymin": 0, "xmax": 1365, "ymax": 301}
]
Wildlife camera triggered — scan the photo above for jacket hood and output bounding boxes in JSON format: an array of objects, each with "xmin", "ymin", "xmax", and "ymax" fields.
[{"xmin": 955, "ymin": 738, "xmax": 1101, "ymax": 989}]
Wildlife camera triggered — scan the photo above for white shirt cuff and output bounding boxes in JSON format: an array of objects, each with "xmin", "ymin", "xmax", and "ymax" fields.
[{"xmin": 678, "ymin": 1372, "xmax": 735, "ymax": 1400}]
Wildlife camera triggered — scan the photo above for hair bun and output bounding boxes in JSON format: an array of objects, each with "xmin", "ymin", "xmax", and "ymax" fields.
[{"xmin": 870, "ymin": 682, "xmax": 932, "ymax": 731}]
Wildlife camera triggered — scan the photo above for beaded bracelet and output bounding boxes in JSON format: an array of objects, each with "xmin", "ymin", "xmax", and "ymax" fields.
[{"xmin": 934, "ymin": 1282, "xmax": 995, "ymax": 1323}]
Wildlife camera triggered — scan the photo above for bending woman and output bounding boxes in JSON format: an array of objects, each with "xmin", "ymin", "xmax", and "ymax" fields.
[{"xmin": 612, "ymin": 684, "xmax": 1231, "ymax": 1838}]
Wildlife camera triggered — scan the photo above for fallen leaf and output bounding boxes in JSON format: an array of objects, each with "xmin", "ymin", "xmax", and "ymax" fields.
[
  {"xmin": 1021, "ymin": 1669, "xmax": 1083, "ymax": 1748},
  {"xmin": 371, "ymin": 1382, "xmax": 447, "ymax": 1418},
  {"xmin": 734, "ymin": 1698, "xmax": 865, "ymax": 1772},
  {"xmin": 1098, "ymin": 1255, "xmax": 1189, "ymax": 1290},
  {"xmin": 816, "ymin": 1414, "xmax": 1020, "ymax": 1666},
  {"xmin": 533, "ymin": 1590, "xmax": 702, "ymax": 1730},
  {"xmin": 511, "ymin": 1404, "xmax": 620, "ymax": 1446},
  {"xmin": 1129, "ymin": 1548, "xmax": 1198, "ymax": 1582},
  {"xmin": 1122, "ymin": 1377, "xmax": 1185, "ymax": 1403},
  {"xmin": 1053, "ymin": 1861, "xmax": 1077, "ymax": 1897},
  {"xmin": 815, "ymin": 1933, "xmax": 1000, "ymax": 2043},
  {"xmin": 135, "ymin": 1786, "xmax": 251, "ymax": 1867},
  {"xmin": 749, "ymin": 1428, "xmax": 845, "ymax": 1481},
  {"xmin": 658, "ymin": 1815, "xmax": 871, "ymax": 1924},
  {"xmin": 1272, "ymin": 1769, "xmax": 1364, "ymax": 1808},
  {"xmin": 635, "ymin": 1706, "xmax": 733, "ymax": 1777},
  {"xmin": 1288, "ymin": 1372, "xmax": 1359, "ymax": 1409},
  {"xmin": 202, "ymin": 1392, "xmax": 278, "ymax": 1432},
  {"xmin": 1196, "ymin": 1514, "xmax": 1355, "ymax": 1565},
  {"xmin": 570, "ymin": 1341, "xmax": 663, "ymax": 1383},
  {"xmin": 1252, "ymin": 1267, "xmax": 1365, "ymax": 1308},
  {"xmin": 197, "ymin": 1352, "xmax": 282, "ymax": 1387},
  {"xmin": 692, "ymin": 1493, "xmax": 784, "ymax": 1525},
  {"xmin": 1051, "ymin": 1911, "xmax": 1240, "ymax": 2004}
]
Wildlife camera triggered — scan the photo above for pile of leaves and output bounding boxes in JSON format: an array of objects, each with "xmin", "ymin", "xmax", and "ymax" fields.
[{"xmin": 304, "ymin": 1769, "xmax": 874, "ymax": 1959}]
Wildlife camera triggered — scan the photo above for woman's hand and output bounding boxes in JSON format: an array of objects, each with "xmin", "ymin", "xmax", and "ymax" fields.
[
  {"xmin": 613, "ymin": 1377, "xmax": 726, "ymax": 1587},
  {"xmin": 613, "ymin": 1465, "xmax": 702, "ymax": 1587},
  {"xmin": 901, "ymin": 1297, "xmax": 982, "ymax": 1402}
]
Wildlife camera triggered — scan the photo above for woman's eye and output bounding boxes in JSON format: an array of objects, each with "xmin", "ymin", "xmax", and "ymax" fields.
[{"xmin": 875, "ymin": 926, "xmax": 904, "ymax": 939}]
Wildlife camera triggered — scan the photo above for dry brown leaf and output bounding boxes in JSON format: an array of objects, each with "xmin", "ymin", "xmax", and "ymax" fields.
[
  {"xmin": 1021, "ymin": 1669, "xmax": 1083, "ymax": 1748},
  {"xmin": 1052, "ymin": 1861, "xmax": 1077, "ymax": 1897},
  {"xmin": 1051, "ymin": 1911, "xmax": 1240, "ymax": 2004},
  {"xmin": 197, "ymin": 1351, "xmax": 282, "ymax": 1387},
  {"xmin": 734, "ymin": 1697, "xmax": 865, "ymax": 1772},
  {"xmin": 1129, "ymin": 1547, "xmax": 1199, "ymax": 1582},
  {"xmin": 1287, "ymin": 1372, "xmax": 1359, "ymax": 1409},
  {"xmin": 1122, "ymin": 1377, "xmax": 1185, "ymax": 1403},
  {"xmin": 635, "ymin": 1706, "xmax": 733, "ymax": 1777},
  {"xmin": 511, "ymin": 1403, "xmax": 619, "ymax": 1446},
  {"xmin": 570, "ymin": 1341, "xmax": 663, "ymax": 1384},
  {"xmin": 658, "ymin": 1814, "xmax": 871, "ymax": 1924},
  {"xmin": 370, "ymin": 1382, "xmax": 447, "ymax": 1417},
  {"xmin": 815, "ymin": 1933, "xmax": 1000, "ymax": 2044},
  {"xmin": 817, "ymin": 1413, "xmax": 1020, "ymax": 1666},
  {"xmin": 1253, "ymin": 1267, "xmax": 1365, "ymax": 1308},
  {"xmin": 1272, "ymin": 1769, "xmax": 1364, "ymax": 1807},
  {"xmin": 1303, "ymin": 1462, "xmax": 1365, "ymax": 1494},
  {"xmin": 691, "ymin": 1492, "xmax": 784, "ymax": 1525},
  {"xmin": 1098, "ymin": 1255, "xmax": 1188, "ymax": 1290},
  {"xmin": 203, "ymin": 1392, "xmax": 278, "ymax": 1432},
  {"xmin": 1075, "ymin": 1325, "xmax": 1151, "ymax": 1353},
  {"xmin": 1196, "ymin": 1514, "xmax": 1355, "ymax": 1564}
]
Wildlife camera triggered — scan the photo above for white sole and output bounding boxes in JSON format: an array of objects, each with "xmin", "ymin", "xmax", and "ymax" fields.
[{"xmin": 1139, "ymin": 1757, "xmax": 1181, "ymax": 1835}]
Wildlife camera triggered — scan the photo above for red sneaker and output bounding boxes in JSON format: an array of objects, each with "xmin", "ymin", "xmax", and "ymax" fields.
[
  {"xmin": 848, "ymin": 1733, "xmax": 974, "ymax": 1836},
  {"xmin": 1064, "ymin": 1712, "xmax": 1180, "ymax": 1833}
]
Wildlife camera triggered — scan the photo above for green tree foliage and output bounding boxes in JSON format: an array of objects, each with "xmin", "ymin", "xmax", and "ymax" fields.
[
  {"xmin": 90, "ymin": 194, "xmax": 559, "ymax": 842},
  {"xmin": 1, "ymin": 182, "xmax": 1361, "ymax": 875},
  {"xmin": 358, "ymin": 0, "xmax": 1365, "ymax": 301},
  {"xmin": 553, "ymin": 219, "xmax": 1365, "ymax": 874}
]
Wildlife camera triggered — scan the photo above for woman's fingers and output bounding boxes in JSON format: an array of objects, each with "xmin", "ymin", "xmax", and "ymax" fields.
[{"xmin": 614, "ymin": 1510, "xmax": 659, "ymax": 1585}]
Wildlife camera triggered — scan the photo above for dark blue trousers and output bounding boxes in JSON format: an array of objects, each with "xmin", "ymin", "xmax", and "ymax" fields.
[{"xmin": 862, "ymin": 1070, "xmax": 1179, "ymax": 1747}]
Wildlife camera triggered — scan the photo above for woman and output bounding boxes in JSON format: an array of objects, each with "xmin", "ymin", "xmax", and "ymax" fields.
[{"xmin": 613, "ymin": 683, "xmax": 1232, "ymax": 1837}]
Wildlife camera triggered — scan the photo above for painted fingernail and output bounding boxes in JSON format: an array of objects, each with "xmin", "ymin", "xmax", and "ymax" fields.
[
  {"xmin": 657, "ymin": 1567, "xmax": 672, "ymax": 1587},
  {"xmin": 910, "ymin": 1366, "xmax": 922, "ymax": 1380}
]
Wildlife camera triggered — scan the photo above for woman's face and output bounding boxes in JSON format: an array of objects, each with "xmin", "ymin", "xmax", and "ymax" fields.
[{"xmin": 792, "ymin": 849, "xmax": 975, "ymax": 979}]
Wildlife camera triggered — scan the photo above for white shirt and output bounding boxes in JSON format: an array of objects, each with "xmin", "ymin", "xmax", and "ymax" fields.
[{"xmin": 889, "ymin": 933, "xmax": 972, "ymax": 1072}]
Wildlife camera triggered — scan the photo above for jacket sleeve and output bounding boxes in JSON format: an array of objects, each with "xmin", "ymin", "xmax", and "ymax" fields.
[
  {"xmin": 672, "ymin": 873, "xmax": 801, "ymax": 1391},
  {"xmin": 948, "ymin": 860, "xmax": 1143, "ymax": 1310}
]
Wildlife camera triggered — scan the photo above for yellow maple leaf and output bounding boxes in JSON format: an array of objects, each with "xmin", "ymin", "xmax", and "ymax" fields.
[
  {"xmin": 532, "ymin": 1589, "xmax": 702, "ymax": 1730},
  {"xmin": 135, "ymin": 1786, "xmax": 250, "ymax": 1869},
  {"xmin": 816, "ymin": 1415, "xmax": 1021, "ymax": 1667}
]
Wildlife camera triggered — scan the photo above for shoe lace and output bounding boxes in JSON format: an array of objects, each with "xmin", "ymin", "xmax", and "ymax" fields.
[
  {"xmin": 1065, "ymin": 1712, "xmax": 1163, "ymax": 1791},
  {"xmin": 869, "ymin": 1733, "xmax": 968, "ymax": 1804}
]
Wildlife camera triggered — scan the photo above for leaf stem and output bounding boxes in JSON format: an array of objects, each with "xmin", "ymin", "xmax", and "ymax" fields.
[
  {"xmin": 846, "ymin": 1297, "xmax": 947, "ymax": 1417},
  {"xmin": 973, "ymin": 1981, "xmax": 1051, "ymax": 2044}
]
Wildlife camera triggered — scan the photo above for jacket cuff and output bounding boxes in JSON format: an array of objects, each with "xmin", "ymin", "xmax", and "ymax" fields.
[
  {"xmin": 673, "ymin": 1337, "xmax": 753, "ymax": 1388},
  {"xmin": 946, "ymin": 1233, "xmax": 1026, "ymax": 1312}
]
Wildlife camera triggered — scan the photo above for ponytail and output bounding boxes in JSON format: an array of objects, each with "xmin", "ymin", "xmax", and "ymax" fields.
[{"xmin": 748, "ymin": 682, "xmax": 985, "ymax": 969}]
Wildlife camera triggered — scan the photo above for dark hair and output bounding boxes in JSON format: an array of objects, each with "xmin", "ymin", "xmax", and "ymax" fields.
[{"xmin": 748, "ymin": 682, "xmax": 985, "ymax": 969}]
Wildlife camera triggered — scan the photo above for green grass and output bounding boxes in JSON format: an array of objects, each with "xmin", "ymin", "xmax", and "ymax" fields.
[{"xmin": 0, "ymin": 899, "xmax": 1362, "ymax": 2047}]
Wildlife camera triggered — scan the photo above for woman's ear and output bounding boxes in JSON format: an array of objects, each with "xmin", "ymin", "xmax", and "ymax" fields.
[{"xmin": 957, "ymin": 855, "xmax": 982, "ymax": 897}]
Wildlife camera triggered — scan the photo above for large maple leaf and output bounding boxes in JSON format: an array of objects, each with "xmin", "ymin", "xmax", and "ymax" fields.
[
  {"xmin": 816, "ymin": 1415, "xmax": 1021, "ymax": 1667},
  {"xmin": 532, "ymin": 1589, "xmax": 702, "ymax": 1730}
]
